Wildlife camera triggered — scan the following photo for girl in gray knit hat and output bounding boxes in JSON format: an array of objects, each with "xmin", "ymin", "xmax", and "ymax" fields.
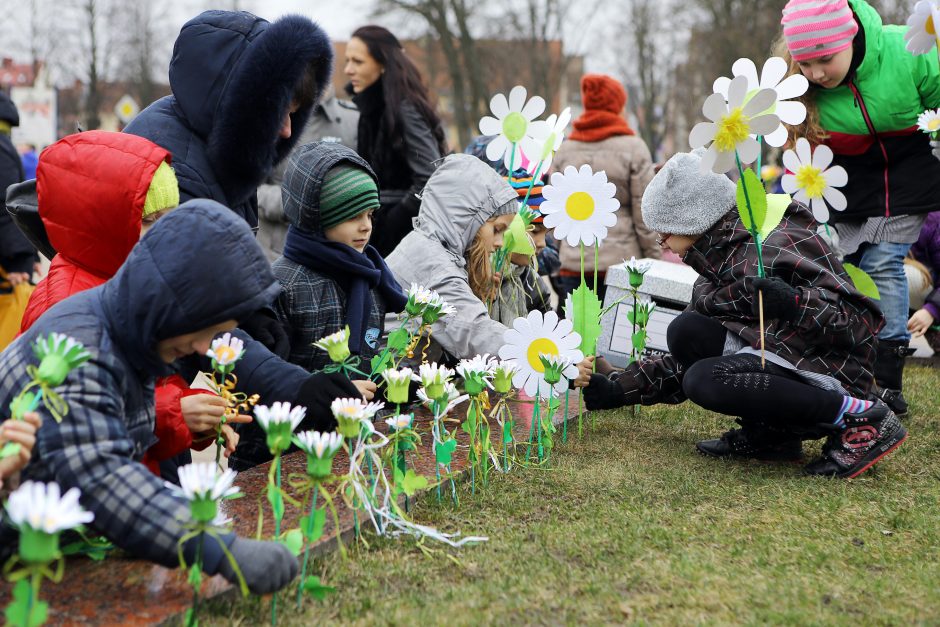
[{"xmin": 574, "ymin": 149, "xmax": 906, "ymax": 479}]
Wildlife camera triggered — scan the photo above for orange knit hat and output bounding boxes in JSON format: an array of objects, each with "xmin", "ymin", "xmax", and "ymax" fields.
[{"xmin": 580, "ymin": 74, "xmax": 627, "ymax": 114}]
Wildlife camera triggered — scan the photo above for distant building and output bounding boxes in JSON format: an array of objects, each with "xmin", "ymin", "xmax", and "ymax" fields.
[{"xmin": 2, "ymin": 58, "xmax": 57, "ymax": 149}]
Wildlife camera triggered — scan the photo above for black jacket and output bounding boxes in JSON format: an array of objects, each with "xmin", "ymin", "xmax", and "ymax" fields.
[
  {"xmin": 351, "ymin": 79, "xmax": 445, "ymax": 255},
  {"xmin": 0, "ymin": 93, "xmax": 35, "ymax": 275}
]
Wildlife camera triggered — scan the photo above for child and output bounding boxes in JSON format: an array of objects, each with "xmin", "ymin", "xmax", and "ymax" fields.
[
  {"xmin": 386, "ymin": 153, "xmax": 517, "ymax": 361},
  {"xmin": 777, "ymin": 0, "xmax": 940, "ymax": 416},
  {"xmin": 0, "ymin": 411, "xmax": 40, "ymax": 492},
  {"xmin": 0, "ymin": 203, "xmax": 298, "ymax": 593},
  {"xmin": 13, "ymin": 131, "xmax": 241, "ymax": 475},
  {"xmin": 578, "ymin": 150, "xmax": 905, "ymax": 479},
  {"xmin": 908, "ymin": 212, "xmax": 940, "ymax": 349}
]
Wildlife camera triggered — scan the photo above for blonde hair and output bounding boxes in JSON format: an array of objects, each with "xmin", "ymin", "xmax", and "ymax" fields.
[
  {"xmin": 771, "ymin": 34, "xmax": 829, "ymax": 146},
  {"xmin": 465, "ymin": 233, "xmax": 496, "ymax": 303}
]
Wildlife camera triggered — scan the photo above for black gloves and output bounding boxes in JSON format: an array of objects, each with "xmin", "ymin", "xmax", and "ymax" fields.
[
  {"xmin": 218, "ymin": 537, "xmax": 298, "ymax": 595},
  {"xmin": 752, "ymin": 277, "xmax": 801, "ymax": 322},
  {"xmin": 239, "ymin": 308, "xmax": 290, "ymax": 360},
  {"xmin": 295, "ymin": 372, "xmax": 362, "ymax": 430},
  {"xmin": 583, "ymin": 373, "xmax": 626, "ymax": 410}
]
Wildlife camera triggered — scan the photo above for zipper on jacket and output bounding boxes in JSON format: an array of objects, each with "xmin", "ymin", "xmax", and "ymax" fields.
[{"xmin": 848, "ymin": 81, "xmax": 890, "ymax": 217}]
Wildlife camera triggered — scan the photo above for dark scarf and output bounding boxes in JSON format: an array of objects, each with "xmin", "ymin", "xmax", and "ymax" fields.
[
  {"xmin": 350, "ymin": 79, "xmax": 388, "ymax": 172},
  {"xmin": 282, "ymin": 225, "xmax": 407, "ymax": 354}
]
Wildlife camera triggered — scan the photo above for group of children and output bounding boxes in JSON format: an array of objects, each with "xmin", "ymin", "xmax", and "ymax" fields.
[{"xmin": 0, "ymin": 0, "xmax": 936, "ymax": 597}]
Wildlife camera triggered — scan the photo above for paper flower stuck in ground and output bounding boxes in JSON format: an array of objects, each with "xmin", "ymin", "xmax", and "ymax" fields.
[
  {"xmin": 781, "ymin": 137, "xmax": 848, "ymax": 223},
  {"xmin": 492, "ymin": 360, "xmax": 520, "ymax": 394},
  {"xmin": 540, "ymin": 164, "xmax": 620, "ymax": 247},
  {"xmin": 413, "ymin": 363, "xmax": 454, "ymax": 400},
  {"xmin": 293, "ymin": 430, "xmax": 344, "ymax": 479},
  {"xmin": 381, "ymin": 367, "xmax": 414, "ymax": 405},
  {"xmin": 905, "ymin": 1, "xmax": 940, "ymax": 55},
  {"xmin": 330, "ymin": 397, "xmax": 384, "ymax": 438},
  {"xmin": 417, "ymin": 382, "xmax": 468, "ymax": 418},
  {"xmin": 170, "ymin": 463, "xmax": 240, "ymax": 525},
  {"xmin": 625, "ymin": 256, "xmax": 654, "ymax": 288},
  {"xmin": 255, "ymin": 401, "xmax": 306, "ymax": 454},
  {"xmin": 538, "ymin": 353, "xmax": 573, "ymax": 387},
  {"xmin": 712, "ymin": 57, "xmax": 809, "ymax": 147},
  {"xmin": 689, "ymin": 75, "xmax": 780, "ymax": 174},
  {"xmin": 498, "ymin": 310, "xmax": 583, "ymax": 397},
  {"xmin": 385, "ymin": 414, "xmax": 414, "ymax": 431},
  {"xmin": 456, "ymin": 354, "xmax": 495, "ymax": 396},
  {"xmin": 479, "ymin": 85, "xmax": 546, "ymax": 171}
]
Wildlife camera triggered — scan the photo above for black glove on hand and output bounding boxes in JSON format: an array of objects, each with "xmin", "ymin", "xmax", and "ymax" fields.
[
  {"xmin": 295, "ymin": 372, "xmax": 362, "ymax": 430},
  {"xmin": 583, "ymin": 373, "xmax": 626, "ymax": 410},
  {"xmin": 752, "ymin": 276, "xmax": 800, "ymax": 322},
  {"xmin": 239, "ymin": 308, "xmax": 290, "ymax": 359},
  {"xmin": 218, "ymin": 537, "xmax": 298, "ymax": 595}
]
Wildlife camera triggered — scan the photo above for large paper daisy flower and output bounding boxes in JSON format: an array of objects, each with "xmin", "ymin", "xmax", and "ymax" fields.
[
  {"xmin": 712, "ymin": 57, "xmax": 809, "ymax": 147},
  {"xmin": 781, "ymin": 138, "xmax": 848, "ymax": 223},
  {"xmin": 689, "ymin": 75, "xmax": 780, "ymax": 174},
  {"xmin": 478, "ymin": 85, "xmax": 545, "ymax": 171},
  {"xmin": 540, "ymin": 164, "xmax": 620, "ymax": 246},
  {"xmin": 905, "ymin": 1, "xmax": 940, "ymax": 55},
  {"xmin": 497, "ymin": 310, "xmax": 583, "ymax": 397},
  {"xmin": 527, "ymin": 107, "xmax": 572, "ymax": 173}
]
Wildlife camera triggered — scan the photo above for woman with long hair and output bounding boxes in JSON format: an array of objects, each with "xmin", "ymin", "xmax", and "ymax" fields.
[{"xmin": 345, "ymin": 25, "xmax": 449, "ymax": 256}]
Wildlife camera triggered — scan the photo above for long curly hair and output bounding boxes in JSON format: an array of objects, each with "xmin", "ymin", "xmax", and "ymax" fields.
[
  {"xmin": 771, "ymin": 34, "xmax": 829, "ymax": 147},
  {"xmin": 465, "ymin": 230, "xmax": 497, "ymax": 303}
]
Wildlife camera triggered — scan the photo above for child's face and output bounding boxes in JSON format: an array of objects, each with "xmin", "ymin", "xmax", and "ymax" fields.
[
  {"xmin": 657, "ymin": 232, "xmax": 700, "ymax": 257},
  {"xmin": 157, "ymin": 320, "xmax": 237, "ymax": 363},
  {"xmin": 797, "ymin": 48, "xmax": 853, "ymax": 89},
  {"xmin": 476, "ymin": 214, "xmax": 514, "ymax": 254},
  {"xmin": 324, "ymin": 209, "xmax": 374, "ymax": 253},
  {"xmin": 140, "ymin": 208, "xmax": 173, "ymax": 237}
]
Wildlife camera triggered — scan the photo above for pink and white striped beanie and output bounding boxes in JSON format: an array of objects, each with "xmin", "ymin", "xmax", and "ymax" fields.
[{"xmin": 781, "ymin": 0, "xmax": 859, "ymax": 61}]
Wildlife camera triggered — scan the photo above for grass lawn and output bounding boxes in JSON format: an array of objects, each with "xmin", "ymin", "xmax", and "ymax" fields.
[{"xmin": 207, "ymin": 364, "xmax": 940, "ymax": 625}]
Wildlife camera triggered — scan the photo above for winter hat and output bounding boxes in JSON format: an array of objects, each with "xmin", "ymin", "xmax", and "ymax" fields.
[
  {"xmin": 319, "ymin": 164, "xmax": 380, "ymax": 229},
  {"xmin": 143, "ymin": 161, "xmax": 180, "ymax": 217},
  {"xmin": 781, "ymin": 0, "xmax": 859, "ymax": 62},
  {"xmin": 506, "ymin": 171, "xmax": 546, "ymax": 222},
  {"xmin": 641, "ymin": 148, "xmax": 737, "ymax": 236},
  {"xmin": 580, "ymin": 74, "xmax": 627, "ymax": 114}
]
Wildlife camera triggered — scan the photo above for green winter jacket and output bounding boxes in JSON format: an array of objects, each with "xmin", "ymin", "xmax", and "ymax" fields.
[{"xmin": 815, "ymin": 0, "xmax": 940, "ymax": 221}]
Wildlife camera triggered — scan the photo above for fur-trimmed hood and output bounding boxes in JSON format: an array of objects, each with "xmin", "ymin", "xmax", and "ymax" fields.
[{"xmin": 125, "ymin": 11, "xmax": 333, "ymax": 228}]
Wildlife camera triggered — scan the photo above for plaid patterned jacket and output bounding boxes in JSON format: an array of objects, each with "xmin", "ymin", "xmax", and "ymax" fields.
[{"xmin": 613, "ymin": 204, "xmax": 884, "ymax": 403}]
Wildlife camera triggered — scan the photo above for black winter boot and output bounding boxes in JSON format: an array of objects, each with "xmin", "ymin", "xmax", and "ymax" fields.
[
  {"xmin": 872, "ymin": 339, "xmax": 915, "ymax": 418},
  {"xmin": 696, "ymin": 419, "xmax": 804, "ymax": 462},
  {"xmin": 803, "ymin": 400, "xmax": 907, "ymax": 479}
]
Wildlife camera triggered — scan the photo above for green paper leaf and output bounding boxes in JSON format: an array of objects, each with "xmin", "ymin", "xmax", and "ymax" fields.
[
  {"xmin": 370, "ymin": 352, "xmax": 393, "ymax": 377},
  {"xmin": 266, "ymin": 484, "xmax": 284, "ymax": 521},
  {"xmin": 400, "ymin": 469, "xmax": 429, "ymax": 496},
  {"xmin": 5, "ymin": 579, "xmax": 48, "ymax": 627},
  {"xmin": 188, "ymin": 563, "xmax": 203, "ymax": 588},
  {"xmin": 435, "ymin": 439, "xmax": 457, "ymax": 465},
  {"xmin": 761, "ymin": 193, "xmax": 791, "ymax": 239},
  {"xmin": 277, "ymin": 528, "xmax": 304, "ymax": 556},
  {"xmin": 301, "ymin": 575, "xmax": 336, "ymax": 601},
  {"xmin": 184, "ymin": 608, "xmax": 199, "ymax": 627},
  {"xmin": 569, "ymin": 282, "xmax": 602, "ymax": 355},
  {"xmin": 505, "ymin": 213, "xmax": 535, "ymax": 255},
  {"xmin": 387, "ymin": 328, "xmax": 410, "ymax": 352},
  {"xmin": 503, "ymin": 421, "xmax": 514, "ymax": 444},
  {"xmin": 299, "ymin": 508, "xmax": 327, "ymax": 543},
  {"xmin": 843, "ymin": 263, "xmax": 881, "ymax": 300},
  {"xmin": 736, "ymin": 169, "xmax": 769, "ymax": 237},
  {"xmin": 632, "ymin": 330, "xmax": 648, "ymax": 352}
]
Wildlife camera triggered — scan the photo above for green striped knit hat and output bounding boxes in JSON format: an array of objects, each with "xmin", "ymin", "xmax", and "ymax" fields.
[{"xmin": 319, "ymin": 164, "xmax": 380, "ymax": 229}]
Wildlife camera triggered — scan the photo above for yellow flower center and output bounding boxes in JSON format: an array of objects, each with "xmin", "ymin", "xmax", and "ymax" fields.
[
  {"xmin": 795, "ymin": 164, "xmax": 826, "ymax": 199},
  {"xmin": 928, "ymin": 118, "xmax": 940, "ymax": 132},
  {"xmin": 714, "ymin": 107, "xmax": 750, "ymax": 152},
  {"xmin": 214, "ymin": 345, "xmax": 237, "ymax": 362},
  {"xmin": 927, "ymin": 14, "xmax": 936, "ymax": 36},
  {"xmin": 565, "ymin": 191, "xmax": 595, "ymax": 221},
  {"xmin": 502, "ymin": 112, "xmax": 528, "ymax": 143},
  {"xmin": 527, "ymin": 338, "xmax": 559, "ymax": 372}
]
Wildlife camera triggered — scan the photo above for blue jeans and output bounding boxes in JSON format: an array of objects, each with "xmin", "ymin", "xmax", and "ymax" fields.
[{"xmin": 845, "ymin": 241, "xmax": 911, "ymax": 343}]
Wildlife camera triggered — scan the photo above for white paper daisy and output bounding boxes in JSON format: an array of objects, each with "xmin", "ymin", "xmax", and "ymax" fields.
[
  {"xmin": 781, "ymin": 138, "xmax": 849, "ymax": 223},
  {"xmin": 497, "ymin": 310, "xmax": 583, "ymax": 397},
  {"xmin": 905, "ymin": 1, "xmax": 940, "ymax": 55},
  {"xmin": 540, "ymin": 164, "xmax": 620, "ymax": 246},
  {"xmin": 712, "ymin": 57, "xmax": 809, "ymax": 147},
  {"xmin": 527, "ymin": 107, "xmax": 572, "ymax": 174},
  {"xmin": 478, "ymin": 85, "xmax": 545, "ymax": 171},
  {"xmin": 689, "ymin": 75, "xmax": 780, "ymax": 174},
  {"xmin": 917, "ymin": 108, "xmax": 940, "ymax": 136},
  {"xmin": 5, "ymin": 481, "xmax": 94, "ymax": 534}
]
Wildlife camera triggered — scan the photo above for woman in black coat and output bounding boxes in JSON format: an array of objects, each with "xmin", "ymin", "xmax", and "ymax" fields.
[
  {"xmin": 0, "ymin": 93, "xmax": 35, "ymax": 285},
  {"xmin": 344, "ymin": 25, "xmax": 448, "ymax": 256}
]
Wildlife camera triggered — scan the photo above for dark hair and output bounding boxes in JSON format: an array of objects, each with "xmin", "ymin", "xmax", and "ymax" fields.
[
  {"xmin": 351, "ymin": 25, "xmax": 448, "ymax": 154},
  {"xmin": 292, "ymin": 61, "xmax": 321, "ymax": 110}
]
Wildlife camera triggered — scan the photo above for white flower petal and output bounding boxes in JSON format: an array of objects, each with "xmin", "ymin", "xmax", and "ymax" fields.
[
  {"xmin": 781, "ymin": 173, "xmax": 798, "ymax": 194},
  {"xmin": 822, "ymin": 186, "xmax": 847, "ymax": 211},
  {"xmin": 812, "ymin": 144, "xmax": 834, "ymax": 170},
  {"xmin": 490, "ymin": 93, "xmax": 509, "ymax": 119},
  {"xmin": 763, "ymin": 124, "xmax": 789, "ymax": 148},
  {"xmin": 825, "ymin": 165, "xmax": 848, "ymax": 188},
  {"xmin": 712, "ymin": 148, "xmax": 737, "ymax": 174},
  {"xmin": 712, "ymin": 76, "xmax": 732, "ymax": 99},
  {"xmin": 485, "ymin": 135, "xmax": 510, "ymax": 162},
  {"xmin": 742, "ymin": 89, "xmax": 777, "ymax": 117},
  {"xmin": 782, "ymin": 148, "xmax": 802, "ymax": 173},
  {"xmin": 749, "ymin": 113, "xmax": 781, "ymax": 136},
  {"xmin": 701, "ymin": 93, "xmax": 728, "ymax": 122},
  {"xmin": 700, "ymin": 146, "xmax": 719, "ymax": 173},
  {"xmin": 689, "ymin": 121, "xmax": 717, "ymax": 149},
  {"xmin": 737, "ymin": 136, "xmax": 760, "ymax": 164},
  {"xmin": 795, "ymin": 137, "xmax": 813, "ymax": 165},
  {"xmin": 732, "ymin": 58, "xmax": 760, "ymax": 90},
  {"xmin": 774, "ymin": 100, "xmax": 807, "ymax": 125},
  {"xmin": 521, "ymin": 95, "xmax": 546, "ymax": 121},
  {"xmin": 508, "ymin": 85, "xmax": 527, "ymax": 112},
  {"xmin": 479, "ymin": 116, "xmax": 501, "ymax": 136},
  {"xmin": 775, "ymin": 74, "xmax": 810, "ymax": 101},
  {"xmin": 759, "ymin": 56, "xmax": 789, "ymax": 90},
  {"xmin": 810, "ymin": 197, "xmax": 830, "ymax": 223},
  {"xmin": 727, "ymin": 75, "xmax": 749, "ymax": 109},
  {"xmin": 793, "ymin": 188, "xmax": 810, "ymax": 205}
]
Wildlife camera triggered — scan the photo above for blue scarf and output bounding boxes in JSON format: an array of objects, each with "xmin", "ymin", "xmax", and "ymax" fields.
[{"xmin": 282, "ymin": 226, "xmax": 407, "ymax": 354}]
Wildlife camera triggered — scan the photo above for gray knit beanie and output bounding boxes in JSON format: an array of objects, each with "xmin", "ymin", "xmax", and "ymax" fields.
[{"xmin": 641, "ymin": 148, "xmax": 737, "ymax": 236}]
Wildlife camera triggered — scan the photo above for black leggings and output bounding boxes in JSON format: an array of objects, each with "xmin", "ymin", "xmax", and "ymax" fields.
[{"xmin": 667, "ymin": 312, "xmax": 843, "ymax": 431}]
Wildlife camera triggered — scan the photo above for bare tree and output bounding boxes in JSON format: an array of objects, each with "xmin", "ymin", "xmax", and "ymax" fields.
[{"xmin": 111, "ymin": 0, "xmax": 175, "ymax": 108}]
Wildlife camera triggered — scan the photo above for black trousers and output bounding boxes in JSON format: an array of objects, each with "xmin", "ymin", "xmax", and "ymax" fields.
[{"xmin": 667, "ymin": 312, "xmax": 843, "ymax": 432}]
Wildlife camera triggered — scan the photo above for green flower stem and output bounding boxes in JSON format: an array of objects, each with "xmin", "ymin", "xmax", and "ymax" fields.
[
  {"xmin": 536, "ymin": 391, "xmax": 544, "ymax": 461},
  {"xmin": 578, "ymin": 389, "xmax": 583, "ymax": 438},
  {"xmin": 519, "ymin": 159, "xmax": 545, "ymax": 209},
  {"xmin": 432, "ymin": 401, "xmax": 442, "ymax": 503},
  {"xmin": 563, "ymin": 387, "xmax": 569, "ymax": 444},
  {"xmin": 734, "ymin": 152, "xmax": 765, "ymax": 278},
  {"xmin": 271, "ymin": 453, "xmax": 282, "ymax": 627},
  {"xmin": 189, "ymin": 538, "xmax": 203, "ymax": 627},
  {"xmin": 296, "ymin": 487, "xmax": 319, "ymax": 609}
]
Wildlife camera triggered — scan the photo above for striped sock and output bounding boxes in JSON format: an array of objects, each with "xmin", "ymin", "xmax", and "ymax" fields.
[{"xmin": 834, "ymin": 396, "xmax": 874, "ymax": 427}]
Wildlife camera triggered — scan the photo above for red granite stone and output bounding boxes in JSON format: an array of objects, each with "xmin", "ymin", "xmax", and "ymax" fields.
[{"xmin": 0, "ymin": 391, "xmax": 584, "ymax": 625}]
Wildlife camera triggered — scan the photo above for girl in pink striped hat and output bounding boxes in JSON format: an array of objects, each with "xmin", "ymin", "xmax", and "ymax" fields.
[{"xmin": 776, "ymin": 0, "xmax": 940, "ymax": 419}]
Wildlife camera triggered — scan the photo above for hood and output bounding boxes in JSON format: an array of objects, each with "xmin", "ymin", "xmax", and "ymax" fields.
[
  {"xmin": 36, "ymin": 131, "xmax": 171, "ymax": 279},
  {"xmin": 849, "ymin": 0, "xmax": 884, "ymax": 81},
  {"xmin": 0, "ymin": 92, "xmax": 18, "ymax": 126},
  {"xmin": 413, "ymin": 153, "xmax": 517, "ymax": 263},
  {"xmin": 281, "ymin": 142, "xmax": 377, "ymax": 235},
  {"xmin": 5, "ymin": 179, "xmax": 54, "ymax": 259},
  {"xmin": 169, "ymin": 10, "xmax": 333, "ymax": 193},
  {"xmin": 99, "ymin": 199, "xmax": 281, "ymax": 376}
]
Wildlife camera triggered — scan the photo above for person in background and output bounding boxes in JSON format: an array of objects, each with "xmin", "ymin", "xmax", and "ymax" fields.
[
  {"xmin": 550, "ymin": 74, "xmax": 660, "ymax": 310},
  {"xmin": 345, "ymin": 25, "xmax": 448, "ymax": 256},
  {"xmin": 19, "ymin": 144, "xmax": 38, "ymax": 181},
  {"xmin": 256, "ymin": 85, "xmax": 359, "ymax": 261},
  {"xmin": 0, "ymin": 93, "xmax": 36, "ymax": 291},
  {"xmin": 908, "ymin": 212, "xmax": 940, "ymax": 351}
]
